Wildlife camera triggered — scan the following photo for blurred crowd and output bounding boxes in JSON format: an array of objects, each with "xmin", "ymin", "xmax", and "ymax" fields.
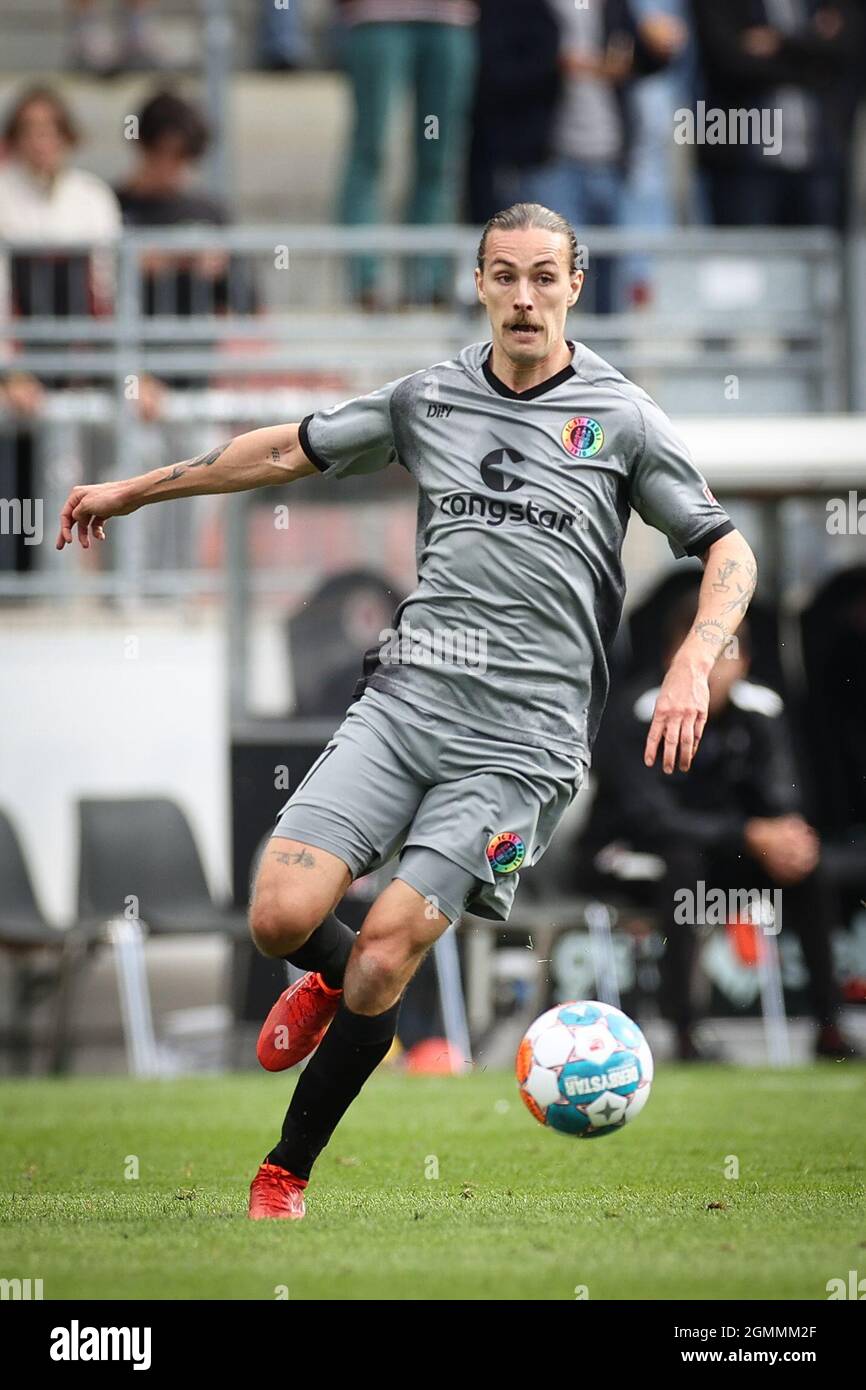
[
  {"xmin": 573, "ymin": 571, "xmax": 866, "ymax": 1060},
  {"xmin": 0, "ymin": 83, "xmax": 248, "ymax": 570},
  {"xmin": 0, "ymin": 1, "xmax": 864, "ymax": 356},
  {"xmin": 2, "ymin": 2, "xmax": 865, "ymax": 504},
  {"xmin": 2, "ymin": 2, "xmax": 865, "ymax": 285}
]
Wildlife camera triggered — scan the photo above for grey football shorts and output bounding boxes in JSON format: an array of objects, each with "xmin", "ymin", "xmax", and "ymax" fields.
[{"xmin": 272, "ymin": 685, "xmax": 585, "ymax": 922}]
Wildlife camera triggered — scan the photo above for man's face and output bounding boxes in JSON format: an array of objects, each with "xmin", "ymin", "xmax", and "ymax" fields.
[
  {"xmin": 475, "ymin": 227, "xmax": 583, "ymax": 367},
  {"xmin": 141, "ymin": 134, "xmax": 194, "ymax": 192},
  {"xmin": 13, "ymin": 100, "xmax": 69, "ymax": 177}
]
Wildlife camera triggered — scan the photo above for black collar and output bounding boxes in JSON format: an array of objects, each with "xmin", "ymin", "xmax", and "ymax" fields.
[{"xmin": 482, "ymin": 342, "xmax": 576, "ymax": 401}]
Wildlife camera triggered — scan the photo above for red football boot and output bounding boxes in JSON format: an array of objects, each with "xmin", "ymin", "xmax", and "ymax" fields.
[
  {"xmin": 256, "ymin": 971, "xmax": 342, "ymax": 1072},
  {"xmin": 248, "ymin": 1162, "xmax": 307, "ymax": 1220}
]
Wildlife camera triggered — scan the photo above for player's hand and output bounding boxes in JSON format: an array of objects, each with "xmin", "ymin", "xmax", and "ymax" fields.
[
  {"xmin": 56, "ymin": 481, "xmax": 139, "ymax": 550},
  {"xmin": 638, "ymin": 13, "xmax": 688, "ymax": 62},
  {"xmin": 644, "ymin": 658, "xmax": 710, "ymax": 774},
  {"xmin": 193, "ymin": 250, "xmax": 230, "ymax": 280},
  {"xmin": 814, "ymin": 7, "xmax": 844, "ymax": 41},
  {"xmin": 741, "ymin": 25, "xmax": 782, "ymax": 58},
  {"xmin": 1, "ymin": 371, "xmax": 45, "ymax": 417},
  {"xmin": 744, "ymin": 815, "xmax": 819, "ymax": 884},
  {"xmin": 559, "ymin": 47, "xmax": 607, "ymax": 79},
  {"xmin": 602, "ymin": 35, "xmax": 635, "ymax": 83},
  {"xmin": 136, "ymin": 373, "xmax": 166, "ymax": 423}
]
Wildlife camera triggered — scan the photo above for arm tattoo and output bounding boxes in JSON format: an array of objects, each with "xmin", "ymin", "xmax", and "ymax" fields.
[
  {"xmin": 270, "ymin": 447, "xmax": 280, "ymax": 464},
  {"xmin": 714, "ymin": 558, "xmax": 757, "ymax": 617},
  {"xmin": 711, "ymin": 558, "xmax": 739, "ymax": 593},
  {"xmin": 158, "ymin": 442, "xmax": 229, "ymax": 485},
  {"xmin": 272, "ymin": 847, "xmax": 316, "ymax": 869},
  {"xmin": 694, "ymin": 618, "xmax": 729, "ymax": 651}
]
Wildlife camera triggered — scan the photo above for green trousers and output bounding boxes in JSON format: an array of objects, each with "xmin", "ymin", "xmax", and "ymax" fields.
[{"xmin": 338, "ymin": 21, "xmax": 477, "ymax": 302}]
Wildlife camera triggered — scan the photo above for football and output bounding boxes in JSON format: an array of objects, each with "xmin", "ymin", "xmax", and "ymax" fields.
[{"xmin": 516, "ymin": 1001, "xmax": 654, "ymax": 1138}]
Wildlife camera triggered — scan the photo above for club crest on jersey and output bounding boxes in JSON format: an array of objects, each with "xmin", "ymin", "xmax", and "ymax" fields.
[
  {"xmin": 486, "ymin": 831, "xmax": 526, "ymax": 875},
  {"xmin": 561, "ymin": 416, "xmax": 604, "ymax": 459}
]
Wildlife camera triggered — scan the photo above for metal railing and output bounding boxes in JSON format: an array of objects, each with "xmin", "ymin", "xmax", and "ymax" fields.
[
  {"xmin": 0, "ymin": 224, "xmax": 856, "ymax": 601},
  {"xmin": 3, "ymin": 223, "xmax": 847, "ymax": 373}
]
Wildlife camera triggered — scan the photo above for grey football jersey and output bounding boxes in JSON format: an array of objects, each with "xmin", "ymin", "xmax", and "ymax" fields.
[{"xmin": 298, "ymin": 340, "xmax": 733, "ymax": 765}]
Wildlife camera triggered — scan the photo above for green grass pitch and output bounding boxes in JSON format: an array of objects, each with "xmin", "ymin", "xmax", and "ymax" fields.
[{"xmin": 1, "ymin": 1066, "xmax": 864, "ymax": 1301}]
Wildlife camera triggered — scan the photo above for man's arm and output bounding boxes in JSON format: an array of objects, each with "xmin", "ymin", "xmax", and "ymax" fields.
[
  {"xmin": 56, "ymin": 422, "xmax": 316, "ymax": 549},
  {"xmin": 643, "ymin": 528, "xmax": 757, "ymax": 774}
]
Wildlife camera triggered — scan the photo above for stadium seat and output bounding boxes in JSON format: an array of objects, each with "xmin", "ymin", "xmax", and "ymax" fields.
[
  {"xmin": 285, "ymin": 569, "xmax": 405, "ymax": 718},
  {"xmin": 0, "ymin": 806, "xmax": 98, "ymax": 1074},
  {"xmin": 798, "ymin": 566, "xmax": 866, "ymax": 890},
  {"xmin": 75, "ymin": 797, "xmax": 252, "ymax": 1072},
  {"xmin": 77, "ymin": 797, "xmax": 248, "ymax": 939},
  {"xmin": 0, "ymin": 806, "xmax": 62, "ymax": 950}
]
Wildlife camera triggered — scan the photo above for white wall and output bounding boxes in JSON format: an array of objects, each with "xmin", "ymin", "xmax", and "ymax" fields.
[{"xmin": 0, "ymin": 608, "xmax": 230, "ymax": 924}]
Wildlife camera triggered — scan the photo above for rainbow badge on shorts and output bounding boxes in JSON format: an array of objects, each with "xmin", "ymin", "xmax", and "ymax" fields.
[
  {"xmin": 486, "ymin": 831, "xmax": 526, "ymax": 875},
  {"xmin": 561, "ymin": 416, "xmax": 604, "ymax": 458}
]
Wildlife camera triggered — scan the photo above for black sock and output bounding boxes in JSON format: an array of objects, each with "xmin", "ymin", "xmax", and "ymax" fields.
[
  {"xmin": 283, "ymin": 911, "xmax": 355, "ymax": 990},
  {"xmin": 267, "ymin": 997, "xmax": 401, "ymax": 1180}
]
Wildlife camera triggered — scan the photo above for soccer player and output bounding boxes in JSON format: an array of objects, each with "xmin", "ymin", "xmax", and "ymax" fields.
[{"xmin": 57, "ymin": 203, "xmax": 757, "ymax": 1220}]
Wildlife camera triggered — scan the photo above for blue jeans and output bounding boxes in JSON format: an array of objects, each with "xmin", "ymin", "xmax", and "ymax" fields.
[
  {"xmin": 339, "ymin": 22, "xmax": 477, "ymax": 301},
  {"xmin": 520, "ymin": 159, "xmax": 623, "ymax": 313},
  {"xmin": 257, "ymin": 0, "xmax": 311, "ymax": 66}
]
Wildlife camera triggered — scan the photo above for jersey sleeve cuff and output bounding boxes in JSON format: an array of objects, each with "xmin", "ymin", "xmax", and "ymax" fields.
[
  {"xmin": 683, "ymin": 519, "xmax": 735, "ymax": 558},
  {"xmin": 298, "ymin": 415, "xmax": 329, "ymax": 473}
]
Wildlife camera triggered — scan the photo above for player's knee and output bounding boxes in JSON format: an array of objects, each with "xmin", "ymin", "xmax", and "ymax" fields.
[
  {"xmin": 248, "ymin": 888, "xmax": 321, "ymax": 958},
  {"xmin": 349, "ymin": 928, "xmax": 411, "ymax": 998}
]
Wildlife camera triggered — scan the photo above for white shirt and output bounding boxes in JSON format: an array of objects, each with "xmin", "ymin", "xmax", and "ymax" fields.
[
  {"xmin": 549, "ymin": 0, "xmax": 622, "ymax": 164},
  {"xmin": 0, "ymin": 160, "xmax": 121, "ymax": 342},
  {"xmin": 0, "ymin": 160, "xmax": 121, "ymax": 242}
]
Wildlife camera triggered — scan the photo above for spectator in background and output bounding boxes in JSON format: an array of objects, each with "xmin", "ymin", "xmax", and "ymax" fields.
[
  {"xmin": 257, "ymin": 0, "xmax": 312, "ymax": 71},
  {"xmin": 800, "ymin": 567, "xmax": 866, "ymax": 912},
  {"xmin": 0, "ymin": 87, "xmax": 121, "ymax": 572},
  {"xmin": 115, "ymin": 90, "xmax": 237, "ymax": 317},
  {"xmin": 620, "ymin": 0, "xmax": 695, "ymax": 306},
  {"xmin": 116, "ymin": 91, "xmax": 256, "ymax": 334},
  {"xmin": 68, "ymin": 0, "xmax": 169, "ymax": 75},
  {"xmin": 467, "ymin": 0, "xmax": 562, "ymax": 225},
  {"xmin": 336, "ymin": 0, "xmax": 479, "ymax": 307},
  {"xmin": 691, "ymin": 0, "xmax": 865, "ymax": 228},
  {"xmin": 115, "ymin": 91, "xmax": 256, "ymax": 567},
  {"xmin": 523, "ymin": 0, "xmax": 686, "ymax": 312},
  {"xmin": 0, "ymin": 86, "xmax": 120, "ymax": 340},
  {"xmin": 582, "ymin": 595, "xmax": 859, "ymax": 1061}
]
